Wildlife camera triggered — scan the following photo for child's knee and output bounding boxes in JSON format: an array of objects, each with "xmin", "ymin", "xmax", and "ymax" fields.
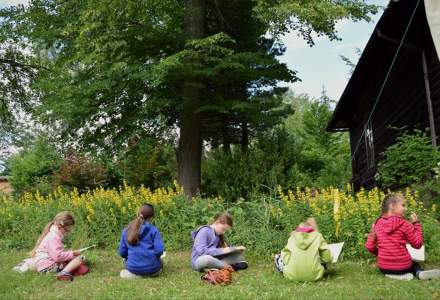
[{"xmin": 74, "ymin": 255, "xmax": 86, "ymax": 262}]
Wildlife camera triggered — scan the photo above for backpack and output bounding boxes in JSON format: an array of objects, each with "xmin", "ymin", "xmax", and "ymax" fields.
[{"xmin": 201, "ymin": 266, "xmax": 234, "ymax": 285}]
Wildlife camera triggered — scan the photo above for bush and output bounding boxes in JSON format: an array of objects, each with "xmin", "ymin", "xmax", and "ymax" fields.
[
  {"xmin": 377, "ymin": 130, "xmax": 440, "ymax": 188},
  {"xmin": 202, "ymin": 130, "xmax": 297, "ymax": 200},
  {"xmin": 201, "ymin": 94, "xmax": 352, "ymax": 200},
  {"xmin": 54, "ymin": 154, "xmax": 108, "ymax": 193},
  {"xmin": 114, "ymin": 136, "xmax": 176, "ymax": 189},
  {"xmin": 1, "ymin": 184, "xmax": 439, "ymax": 261},
  {"xmin": 8, "ymin": 136, "xmax": 62, "ymax": 196}
]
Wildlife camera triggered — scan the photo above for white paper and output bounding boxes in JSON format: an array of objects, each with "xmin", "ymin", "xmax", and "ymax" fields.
[
  {"xmin": 327, "ymin": 242, "xmax": 344, "ymax": 263},
  {"xmin": 406, "ymin": 244, "xmax": 425, "ymax": 261}
]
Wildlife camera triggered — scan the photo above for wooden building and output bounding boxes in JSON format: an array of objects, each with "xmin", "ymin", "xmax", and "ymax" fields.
[
  {"xmin": 0, "ymin": 176, "xmax": 12, "ymax": 194},
  {"xmin": 326, "ymin": 0, "xmax": 440, "ymax": 190}
]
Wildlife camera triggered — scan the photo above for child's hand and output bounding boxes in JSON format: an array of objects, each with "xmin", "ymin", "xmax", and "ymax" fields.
[
  {"xmin": 73, "ymin": 250, "xmax": 82, "ymax": 256},
  {"xmin": 409, "ymin": 212, "xmax": 419, "ymax": 224},
  {"xmin": 307, "ymin": 217, "xmax": 318, "ymax": 231},
  {"xmin": 222, "ymin": 247, "xmax": 232, "ymax": 253},
  {"xmin": 369, "ymin": 224, "xmax": 377, "ymax": 241},
  {"xmin": 236, "ymin": 246, "xmax": 246, "ymax": 252}
]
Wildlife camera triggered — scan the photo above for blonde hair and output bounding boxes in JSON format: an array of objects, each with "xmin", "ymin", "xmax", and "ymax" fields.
[
  {"xmin": 381, "ymin": 193, "xmax": 404, "ymax": 216},
  {"xmin": 300, "ymin": 217, "xmax": 315, "ymax": 227},
  {"xmin": 31, "ymin": 211, "xmax": 75, "ymax": 256}
]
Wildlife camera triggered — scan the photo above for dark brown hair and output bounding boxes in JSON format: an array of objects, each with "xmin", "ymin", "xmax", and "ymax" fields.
[
  {"xmin": 212, "ymin": 212, "xmax": 233, "ymax": 248},
  {"xmin": 31, "ymin": 211, "xmax": 75, "ymax": 256},
  {"xmin": 381, "ymin": 193, "xmax": 404, "ymax": 216},
  {"xmin": 126, "ymin": 203, "xmax": 154, "ymax": 245}
]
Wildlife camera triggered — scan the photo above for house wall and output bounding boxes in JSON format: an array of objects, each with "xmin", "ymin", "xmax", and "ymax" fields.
[
  {"xmin": 350, "ymin": 4, "xmax": 440, "ymax": 190},
  {"xmin": 0, "ymin": 181, "xmax": 13, "ymax": 194}
]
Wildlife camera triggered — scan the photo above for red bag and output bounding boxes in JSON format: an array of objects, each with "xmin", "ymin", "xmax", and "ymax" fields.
[
  {"xmin": 71, "ymin": 262, "xmax": 90, "ymax": 276},
  {"xmin": 201, "ymin": 266, "xmax": 234, "ymax": 285}
]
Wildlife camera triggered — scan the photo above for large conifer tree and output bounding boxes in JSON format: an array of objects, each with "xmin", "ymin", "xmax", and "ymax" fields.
[{"xmin": 0, "ymin": 0, "xmax": 377, "ymax": 197}]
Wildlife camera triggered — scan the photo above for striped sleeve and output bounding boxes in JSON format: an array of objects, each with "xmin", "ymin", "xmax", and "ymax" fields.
[
  {"xmin": 403, "ymin": 222, "xmax": 423, "ymax": 249},
  {"xmin": 365, "ymin": 232, "xmax": 378, "ymax": 256}
]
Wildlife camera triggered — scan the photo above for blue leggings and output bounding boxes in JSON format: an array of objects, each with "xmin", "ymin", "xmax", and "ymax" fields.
[{"xmin": 380, "ymin": 262, "xmax": 422, "ymax": 276}]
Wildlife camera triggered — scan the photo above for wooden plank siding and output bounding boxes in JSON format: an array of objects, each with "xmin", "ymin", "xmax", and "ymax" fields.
[{"xmin": 328, "ymin": 0, "xmax": 440, "ymax": 190}]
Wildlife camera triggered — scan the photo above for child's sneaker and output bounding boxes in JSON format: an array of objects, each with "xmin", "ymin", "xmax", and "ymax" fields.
[
  {"xmin": 417, "ymin": 269, "xmax": 440, "ymax": 280},
  {"xmin": 230, "ymin": 261, "xmax": 248, "ymax": 271},
  {"xmin": 13, "ymin": 262, "xmax": 28, "ymax": 273},
  {"xmin": 120, "ymin": 269, "xmax": 142, "ymax": 279},
  {"xmin": 274, "ymin": 253, "xmax": 283, "ymax": 273},
  {"xmin": 385, "ymin": 273, "xmax": 414, "ymax": 281},
  {"xmin": 56, "ymin": 271, "xmax": 73, "ymax": 282}
]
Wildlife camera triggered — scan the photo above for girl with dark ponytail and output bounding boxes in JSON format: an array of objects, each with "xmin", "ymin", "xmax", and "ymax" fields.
[{"xmin": 118, "ymin": 203, "xmax": 165, "ymax": 278}]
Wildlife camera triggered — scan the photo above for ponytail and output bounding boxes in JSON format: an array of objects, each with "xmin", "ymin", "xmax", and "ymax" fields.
[
  {"xmin": 218, "ymin": 234, "xmax": 228, "ymax": 248},
  {"xmin": 126, "ymin": 203, "xmax": 154, "ymax": 245},
  {"xmin": 30, "ymin": 221, "xmax": 53, "ymax": 256},
  {"xmin": 126, "ymin": 215, "xmax": 145, "ymax": 245}
]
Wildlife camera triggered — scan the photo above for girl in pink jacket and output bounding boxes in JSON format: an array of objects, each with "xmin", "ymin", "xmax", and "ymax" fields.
[
  {"xmin": 31, "ymin": 211, "xmax": 87, "ymax": 281},
  {"xmin": 365, "ymin": 194, "xmax": 440, "ymax": 281}
]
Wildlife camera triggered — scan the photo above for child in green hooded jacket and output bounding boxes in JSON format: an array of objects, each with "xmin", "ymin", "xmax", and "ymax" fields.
[{"xmin": 274, "ymin": 217, "xmax": 332, "ymax": 281}]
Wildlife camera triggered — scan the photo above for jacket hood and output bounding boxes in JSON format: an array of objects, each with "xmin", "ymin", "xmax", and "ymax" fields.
[
  {"xmin": 139, "ymin": 222, "xmax": 154, "ymax": 237},
  {"xmin": 375, "ymin": 215, "xmax": 405, "ymax": 234},
  {"xmin": 191, "ymin": 225, "xmax": 213, "ymax": 240},
  {"xmin": 291, "ymin": 231, "xmax": 320, "ymax": 250}
]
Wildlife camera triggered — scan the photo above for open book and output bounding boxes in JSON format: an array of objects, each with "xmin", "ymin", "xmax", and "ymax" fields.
[
  {"xmin": 406, "ymin": 244, "xmax": 425, "ymax": 261},
  {"xmin": 213, "ymin": 247, "xmax": 244, "ymax": 258},
  {"xmin": 327, "ymin": 242, "xmax": 344, "ymax": 263}
]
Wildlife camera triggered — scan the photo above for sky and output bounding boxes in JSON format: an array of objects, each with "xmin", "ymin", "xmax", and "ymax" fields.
[
  {"xmin": 0, "ymin": 0, "xmax": 388, "ymax": 101},
  {"xmin": 278, "ymin": 0, "xmax": 389, "ymax": 100}
]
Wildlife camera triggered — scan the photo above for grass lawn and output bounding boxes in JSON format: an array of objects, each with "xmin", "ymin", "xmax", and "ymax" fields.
[{"xmin": 1, "ymin": 250, "xmax": 440, "ymax": 300}]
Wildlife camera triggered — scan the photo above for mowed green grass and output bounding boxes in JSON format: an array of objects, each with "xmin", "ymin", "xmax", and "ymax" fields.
[{"xmin": 1, "ymin": 250, "xmax": 440, "ymax": 300}]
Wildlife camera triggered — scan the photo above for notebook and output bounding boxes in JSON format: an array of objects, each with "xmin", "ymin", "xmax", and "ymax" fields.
[
  {"xmin": 327, "ymin": 242, "xmax": 344, "ymax": 263},
  {"xmin": 406, "ymin": 244, "xmax": 425, "ymax": 261},
  {"xmin": 214, "ymin": 247, "xmax": 244, "ymax": 258}
]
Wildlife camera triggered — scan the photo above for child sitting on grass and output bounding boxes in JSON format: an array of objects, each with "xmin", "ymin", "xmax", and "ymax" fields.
[
  {"xmin": 274, "ymin": 217, "xmax": 332, "ymax": 281},
  {"xmin": 118, "ymin": 203, "xmax": 164, "ymax": 279},
  {"xmin": 31, "ymin": 211, "xmax": 88, "ymax": 281},
  {"xmin": 365, "ymin": 193, "xmax": 440, "ymax": 281},
  {"xmin": 191, "ymin": 212, "xmax": 248, "ymax": 272}
]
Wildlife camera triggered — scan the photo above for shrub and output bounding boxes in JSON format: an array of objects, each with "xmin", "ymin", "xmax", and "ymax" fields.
[
  {"xmin": 114, "ymin": 136, "xmax": 176, "ymax": 189},
  {"xmin": 54, "ymin": 154, "xmax": 108, "ymax": 193},
  {"xmin": 202, "ymin": 129, "xmax": 299, "ymax": 200},
  {"xmin": 1, "ymin": 184, "xmax": 439, "ymax": 261},
  {"xmin": 377, "ymin": 130, "xmax": 440, "ymax": 188},
  {"xmin": 8, "ymin": 136, "xmax": 62, "ymax": 196}
]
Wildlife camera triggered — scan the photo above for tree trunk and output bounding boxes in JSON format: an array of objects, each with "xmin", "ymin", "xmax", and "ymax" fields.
[
  {"xmin": 241, "ymin": 120, "xmax": 249, "ymax": 152},
  {"xmin": 177, "ymin": 0, "xmax": 205, "ymax": 198},
  {"xmin": 222, "ymin": 114, "xmax": 231, "ymax": 154}
]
